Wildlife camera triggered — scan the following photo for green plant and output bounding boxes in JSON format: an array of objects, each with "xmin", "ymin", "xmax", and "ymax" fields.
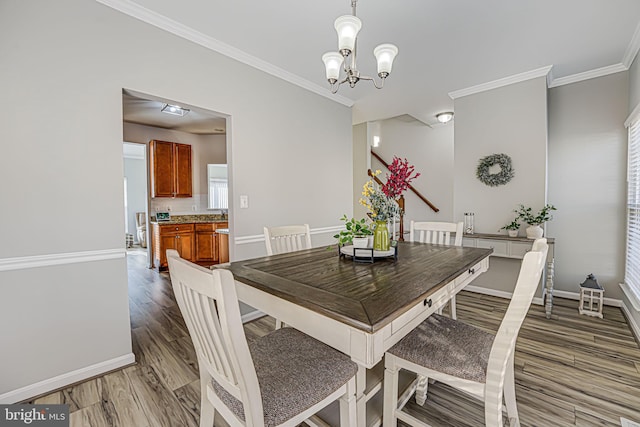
[
  {"xmin": 515, "ymin": 204, "xmax": 557, "ymax": 226},
  {"xmin": 333, "ymin": 215, "xmax": 373, "ymax": 245},
  {"xmin": 500, "ymin": 219, "xmax": 520, "ymax": 231}
]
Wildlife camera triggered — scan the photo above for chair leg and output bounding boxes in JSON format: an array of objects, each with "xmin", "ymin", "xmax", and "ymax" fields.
[
  {"xmin": 275, "ymin": 319, "xmax": 283, "ymax": 329},
  {"xmin": 199, "ymin": 380, "xmax": 215, "ymax": 427},
  {"xmin": 415, "ymin": 375, "xmax": 430, "ymax": 406},
  {"xmin": 339, "ymin": 378, "xmax": 357, "ymax": 426},
  {"xmin": 383, "ymin": 356, "xmax": 399, "ymax": 427},
  {"xmin": 449, "ymin": 296, "xmax": 457, "ymax": 320},
  {"xmin": 504, "ymin": 354, "xmax": 519, "ymax": 426}
]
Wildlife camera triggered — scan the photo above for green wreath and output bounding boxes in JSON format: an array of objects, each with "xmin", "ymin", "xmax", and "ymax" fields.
[{"xmin": 476, "ymin": 153, "xmax": 514, "ymax": 187}]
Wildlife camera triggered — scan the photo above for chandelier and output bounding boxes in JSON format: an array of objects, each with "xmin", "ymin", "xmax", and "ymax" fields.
[{"xmin": 322, "ymin": 0, "xmax": 398, "ymax": 94}]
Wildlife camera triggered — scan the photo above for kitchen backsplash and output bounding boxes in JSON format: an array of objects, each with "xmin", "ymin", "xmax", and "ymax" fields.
[{"xmin": 150, "ymin": 194, "xmax": 226, "ymax": 215}]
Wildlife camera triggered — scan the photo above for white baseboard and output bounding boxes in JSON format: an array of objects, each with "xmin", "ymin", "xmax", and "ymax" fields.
[
  {"xmin": 241, "ymin": 309, "xmax": 266, "ymax": 324},
  {"xmin": 552, "ymin": 289, "xmax": 622, "ymax": 307},
  {"xmin": 0, "ymin": 353, "xmax": 135, "ymax": 404}
]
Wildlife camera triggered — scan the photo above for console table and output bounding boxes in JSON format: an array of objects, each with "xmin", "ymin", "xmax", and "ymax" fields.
[{"xmin": 462, "ymin": 233, "xmax": 556, "ymax": 318}]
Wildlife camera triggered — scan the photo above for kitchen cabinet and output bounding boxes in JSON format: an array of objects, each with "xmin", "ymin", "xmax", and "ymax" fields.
[
  {"xmin": 150, "ymin": 140, "xmax": 192, "ymax": 198},
  {"xmin": 195, "ymin": 222, "xmax": 228, "ymax": 264},
  {"xmin": 152, "ymin": 223, "xmax": 195, "ymax": 270}
]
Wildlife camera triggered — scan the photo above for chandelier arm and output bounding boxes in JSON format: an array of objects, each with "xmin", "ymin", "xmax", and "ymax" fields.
[
  {"xmin": 330, "ymin": 76, "xmax": 351, "ymax": 94},
  {"xmin": 359, "ymin": 75, "xmax": 386, "ymax": 89}
]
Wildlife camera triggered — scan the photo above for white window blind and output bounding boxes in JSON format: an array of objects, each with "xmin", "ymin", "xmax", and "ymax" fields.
[
  {"xmin": 626, "ymin": 120, "xmax": 640, "ymax": 297},
  {"xmin": 208, "ymin": 179, "xmax": 229, "ymax": 210}
]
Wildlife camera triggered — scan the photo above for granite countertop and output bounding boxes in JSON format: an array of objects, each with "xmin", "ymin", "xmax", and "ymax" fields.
[{"xmin": 150, "ymin": 214, "xmax": 229, "ymax": 225}]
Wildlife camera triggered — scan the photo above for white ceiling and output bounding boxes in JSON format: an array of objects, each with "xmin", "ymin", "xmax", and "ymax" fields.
[{"xmin": 109, "ymin": 0, "xmax": 640, "ymax": 127}]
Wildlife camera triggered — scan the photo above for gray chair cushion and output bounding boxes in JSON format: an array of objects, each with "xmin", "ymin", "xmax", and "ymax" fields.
[
  {"xmin": 388, "ymin": 313, "xmax": 494, "ymax": 383},
  {"xmin": 212, "ymin": 327, "xmax": 358, "ymax": 427}
]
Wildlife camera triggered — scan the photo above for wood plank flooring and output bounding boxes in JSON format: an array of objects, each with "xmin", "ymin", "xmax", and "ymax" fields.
[{"xmin": 31, "ymin": 250, "xmax": 640, "ymax": 426}]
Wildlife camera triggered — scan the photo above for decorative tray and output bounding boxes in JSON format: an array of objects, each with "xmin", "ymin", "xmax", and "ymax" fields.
[{"xmin": 339, "ymin": 244, "xmax": 398, "ymax": 263}]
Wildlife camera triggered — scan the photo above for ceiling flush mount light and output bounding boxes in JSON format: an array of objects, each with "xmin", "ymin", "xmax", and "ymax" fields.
[
  {"xmin": 436, "ymin": 112, "xmax": 454, "ymax": 124},
  {"xmin": 322, "ymin": 0, "xmax": 398, "ymax": 94},
  {"xmin": 161, "ymin": 104, "xmax": 190, "ymax": 117}
]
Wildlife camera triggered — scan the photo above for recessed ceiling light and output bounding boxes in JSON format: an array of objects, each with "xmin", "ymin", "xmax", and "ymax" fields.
[
  {"xmin": 436, "ymin": 112, "xmax": 454, "ymax": 123},
  {"xmin": 161, "ymin": 104, "xmax": 190, "ymax": 117}
]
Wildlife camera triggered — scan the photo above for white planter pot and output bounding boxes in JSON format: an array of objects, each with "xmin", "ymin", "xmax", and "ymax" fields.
[
  {"xmin": 508, "ymin": 230, "xmax": 519, "ymax": 238},
  {"xmin": 525, "ymin": 225, "xmax": 544, "ymax": 239},
  {"xmin": 352, "ymin": 236, "xmax": 369, "ymax": 248}
]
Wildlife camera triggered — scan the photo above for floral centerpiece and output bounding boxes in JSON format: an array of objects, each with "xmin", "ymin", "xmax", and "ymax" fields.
[{"xmin": 358, "ymin": 157, "xmax": 421, "ymax": 250}]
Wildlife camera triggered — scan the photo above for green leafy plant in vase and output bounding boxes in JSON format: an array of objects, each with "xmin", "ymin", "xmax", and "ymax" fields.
[
  {"xmin": 500, "ymin": 219, "xmax": 521, "ymax": 238},
  {"xmin": 333, "ymin": 215, "xmax": 373, "ymax": 248},
  {"xmin": 514, "ymin": 204, "xmax": 556, "ymax": 239}
]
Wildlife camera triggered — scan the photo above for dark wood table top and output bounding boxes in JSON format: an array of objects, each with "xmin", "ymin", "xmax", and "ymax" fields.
[{"xmin": 228, "ymin": 242, "xmax": 492, "ymax": 333}]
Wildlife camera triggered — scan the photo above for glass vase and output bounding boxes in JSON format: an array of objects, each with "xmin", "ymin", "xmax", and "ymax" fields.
[{"xmin": 373, "ymin": 220, "xmax": 390, "ymax": 251}]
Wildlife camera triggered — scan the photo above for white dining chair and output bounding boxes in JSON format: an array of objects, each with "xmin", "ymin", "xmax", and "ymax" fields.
[
  {"xmin": 409, "ymin": 221, "xmax": 464, "ymax": 319},
  {"xmin": 263, "ymin": 224, "xmax": 312, "ymax": 256},
  {"xmin": 382, "ymin": 239, "xmax": 548, "ymax": 427},
  {"xmin": 167, "ymin": 249, "xmax": 357, "ymax": 427},
  {"xmin": 263, "ymin": 224, "xmax": 313, "ymax": 328}
]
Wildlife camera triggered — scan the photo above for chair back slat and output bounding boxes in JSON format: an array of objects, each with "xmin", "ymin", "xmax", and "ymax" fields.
[
  {"xmin": 410, "ymin": 221, "xmax": 463, "ymax": 247},
  {"xmin": 264, "ymin": 224, "xmax": 312, "ymax": 255},
  {"xmin": 484, "ymin": 239, "xmax": 548, "ymax": 425},
  {"xmin": 167, "ymin": 250, "xmax": 264, "ymax": 425}
]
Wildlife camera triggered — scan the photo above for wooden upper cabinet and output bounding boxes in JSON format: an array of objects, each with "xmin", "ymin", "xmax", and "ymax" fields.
[{"xmin": 150, "ymin": 140, "xmax": 192, "ymax": 198}]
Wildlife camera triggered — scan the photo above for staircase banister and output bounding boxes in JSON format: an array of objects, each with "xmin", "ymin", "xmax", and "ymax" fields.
[{"xmin": 370, "ymin": 151, "xmax": 439, "ymax": 213}]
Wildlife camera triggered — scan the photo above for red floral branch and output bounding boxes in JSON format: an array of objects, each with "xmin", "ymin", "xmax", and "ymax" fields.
[{"xmin": 381, "ymin": 156, "xmax": 420, "ymax": 199}]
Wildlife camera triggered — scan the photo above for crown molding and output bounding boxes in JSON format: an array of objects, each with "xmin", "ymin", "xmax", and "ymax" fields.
[
  {"xmin": 95, "ymin": 0, "xmax": 354, "ymax": 108},
  {"xmin": 448, "ymin": 65, "xmax": 553, "ymax": 99},
  {"xmin": 548, "ymin": 63, "xmax": 628, "ymax": 88},
  {"xmin": 623, "ymin": 20, "xmax": 640, "ymax": 68}
]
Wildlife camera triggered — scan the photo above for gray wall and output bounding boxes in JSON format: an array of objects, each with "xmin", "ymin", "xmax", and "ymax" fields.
[
  {"xmin": 547, "ymin": 72, "xmax": 628, "ymax": 300},
  {"xmin": 0, "ymin": 0, "xmax": 352, "ymax": 400},
  {"xmin": 375, "ymin": 118, "xmax": 455, "ymax": 223},
  {"xmin": 453, "ymin": 77, "xmax": 549, "ymax": 233}
]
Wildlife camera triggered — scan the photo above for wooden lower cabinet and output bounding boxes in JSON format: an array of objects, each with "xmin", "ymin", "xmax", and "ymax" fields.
[
  {"xmin": 153, "ymin": 221, "xmax": 228, "ymax": 270},
  {"xmin": 195, "ymin": 223, "xmax": 217, "ymax": 263},
  {"xmin": 153, "ymin": 223, "xmax": 195, "ymax": 270}
]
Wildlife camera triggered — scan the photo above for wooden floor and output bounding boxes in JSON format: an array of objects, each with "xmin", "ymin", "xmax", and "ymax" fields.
[{"xmin": 31, "ymin": 250, "xmax": 640, "ymax": 427}]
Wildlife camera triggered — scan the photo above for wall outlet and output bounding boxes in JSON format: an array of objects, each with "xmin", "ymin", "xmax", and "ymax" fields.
[{"xmin": 240, "ymin": 195, "xmax": 249, "ymax": 209}]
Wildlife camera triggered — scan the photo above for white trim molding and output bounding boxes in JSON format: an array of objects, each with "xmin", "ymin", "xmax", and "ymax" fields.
[
  {"xmin": 448, "ymin": 66, "xmax": 553, "ymax": 99},
  {"xmin": 95, "ymin": 0, "xmax": 353, "ymax": 108},
  {"xmin": 0, "ymin": 353, "xmax": 135, "ymax": 404},
  {"xmin": 548, "ymin": 63, "xmax": 628, "ymax": 88},
  {"xmin": 241, "ymin": 309, "xmax": 266, "ymax": 324},
  {"xmin": 620, "ymin": 282, "xmax": 640, "ymax": 311},
  {"xmin": 465, "ymin": 285, "xmax": 514, "ymax": 301},
  {"xmin": 623, "ymin": 20, "xmax": 640, "ymax": 68},
  {"xmin": 0, "ymin": 249, "xmax": 126, "ymax": 272},
  {"xmin": 235, "ymin": 225, "xmax": 343, "ymax": 246}
]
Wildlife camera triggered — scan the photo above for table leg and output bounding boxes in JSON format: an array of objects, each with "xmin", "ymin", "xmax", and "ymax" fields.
[
  {"xmin": 356, "ymin": 366, "xmax": 367, "ymax": 427},
  {"xmin": 545, "ymin": 257, "xmax": 555, "ymax": 319}
]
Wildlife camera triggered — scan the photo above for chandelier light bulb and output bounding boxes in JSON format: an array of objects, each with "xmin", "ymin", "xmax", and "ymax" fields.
[
  {"xmin": 373, "ymin": 44, "xmax": 398, "ymax": 77},
  {"xmin": 322, "ymin": 52, "xmax": 344, "ymax": 83},
  {"xmin": 334, "ymin": 15, "xmax": 362, "ymax": 54}
]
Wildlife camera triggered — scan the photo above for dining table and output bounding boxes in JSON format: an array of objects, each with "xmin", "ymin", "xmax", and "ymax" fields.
[{"xmin": 227, "ymin": 241, "xmax": 493, "ymax": 427}]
